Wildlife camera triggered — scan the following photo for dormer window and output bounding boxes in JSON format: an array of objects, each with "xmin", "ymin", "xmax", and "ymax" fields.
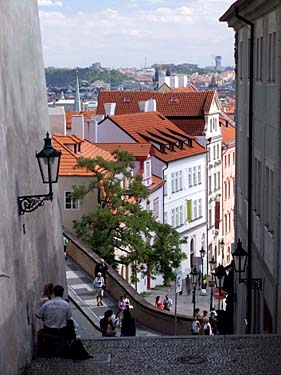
[
  {"xmin": 160, "ymin": 145, "xmax": 166, "ymax": 154},
  {"xmin": 170, "ymin": 97, "xmax": 179, "ymax": 103},
  {"xmin": 169, "ymin": 143, "xmax": 175, "ymax": 152},
  {"xmin": 123, "ymin": 97, "xmax": 130, "ymax": 103}
]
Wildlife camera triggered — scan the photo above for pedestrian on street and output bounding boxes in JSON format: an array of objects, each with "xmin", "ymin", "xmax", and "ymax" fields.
[
  {"xmin": 116, "ymin": 295, "xmax": 127, "ymax": 326},
  {"xmin": 192, "ymin": 316, "xmax": 201, "ymax": 335},
  {"xmin": 100, "ymin": 310, "xmax": 117, "ymax": 337},
  {"xmin": 209, "ymin": 312, "xmax": 218, "ymax": 335},
  {"xmin": 203, "ymin": 318, "xmax": 213, "ymax": 335},
  {"xmin": 95, "ymin": 258, "xmax": 108, "ymax": 286},
  {"xmin": 93, "ymin": 272, "xmax": 105, "ymax": 306},
  {"xmin": 186, "ymin": 275, "xmax": 191, "ymax": 295},
  {"xmin": 201, "ymin": 310, "xmax": 209, "ymax": 335}
]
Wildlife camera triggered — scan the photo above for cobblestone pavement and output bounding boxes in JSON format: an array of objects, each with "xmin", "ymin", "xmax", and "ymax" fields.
[{"xmin": 26, "ymin": 335, "xmax": 281, "ymax": 375}]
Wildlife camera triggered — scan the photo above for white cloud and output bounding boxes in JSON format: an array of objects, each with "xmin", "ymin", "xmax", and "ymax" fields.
[
  {"xmin": 39, "ymin": 1, "xmax": 235, "ymax": 68},
  {"xmin": 38, "ymin": 0, "xmax": 63, "ymax": 7}
]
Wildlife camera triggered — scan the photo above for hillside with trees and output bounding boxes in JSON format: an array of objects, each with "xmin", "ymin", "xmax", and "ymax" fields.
[{"xmin": 45, "ymin": 66, "xmax": 132, "ymax": 87}]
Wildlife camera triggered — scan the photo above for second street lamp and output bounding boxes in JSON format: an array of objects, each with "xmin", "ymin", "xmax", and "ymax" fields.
[
  {"xmin": 199, "ymin": 246, "xmax": 206, "ymax": 289},
  {"xmin": 190, "ymin": 267, "xmax": 199, "ymax": 316},
  {"xmin": 209, "ymin": 256, "xmax": 216, "ymax": 310}
]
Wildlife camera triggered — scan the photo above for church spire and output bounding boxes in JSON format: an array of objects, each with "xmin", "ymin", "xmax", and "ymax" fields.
[{"xmin": 74, "ymin": 70, "xmax": 81, "ymax": 111}]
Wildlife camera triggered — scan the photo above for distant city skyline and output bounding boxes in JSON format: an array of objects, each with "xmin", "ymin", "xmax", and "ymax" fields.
[{"xmin": 38, "ymin": 0, "xmax": 235, "ymax": 69}]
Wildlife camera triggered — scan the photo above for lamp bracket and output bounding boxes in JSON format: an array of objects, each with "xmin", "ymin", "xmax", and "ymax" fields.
[
  {"xmin": 239, "ymin": 278, "xmax": 262, "ymax": 290},
  {"xmin": 18, "ymin": 193, "xmax": 53, "ymax": 215}
]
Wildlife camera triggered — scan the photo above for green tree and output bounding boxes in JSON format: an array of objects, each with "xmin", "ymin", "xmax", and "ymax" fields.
[{"xmin": 72, "ymin": 150, "xmax": 186, "ymax": 285}]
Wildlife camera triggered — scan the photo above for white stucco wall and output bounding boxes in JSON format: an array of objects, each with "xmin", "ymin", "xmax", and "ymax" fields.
[{"xmin": 0, "ymin": 1, "xmax": 66, "ymax": 373}]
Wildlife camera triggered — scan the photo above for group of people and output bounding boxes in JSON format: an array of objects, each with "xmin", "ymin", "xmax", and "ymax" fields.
[
  {"xmin": 192, "ymin": 307, "xmax": 218, "ymax": 335},
  {"xmin": 100, "ymin": 305, "xmax": 136, "ymax": 337},
  {"xmin": 36, "ymin": 283, "xmax": 92, "ymax": 359},
  {"xmin": 155, "ymin": 295, "xmax": 173, "ymax": 311}
]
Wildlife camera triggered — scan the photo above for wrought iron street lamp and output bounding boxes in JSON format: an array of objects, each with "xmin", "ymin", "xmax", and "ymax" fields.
[
  {"xmin": 214, "ymin": 264, "xmax": 226, "ymax": 295},
  {"xmin": 190, "ymin": 267, "xmax": 199, "ymax": 316},
  {"xmin": 209, "ymin": 257, "xmax": 216, "ymax": 310},
  {"xmin": 232, "ymin": 240, "xmax": 262, "ymax": 290},
  {"xmin": 199, "ymin": 246, "xmax": 206, "ymax": 288},
  {"xmin": 18, "ymin": 132, "xmax": 61, "ymax": 215}
]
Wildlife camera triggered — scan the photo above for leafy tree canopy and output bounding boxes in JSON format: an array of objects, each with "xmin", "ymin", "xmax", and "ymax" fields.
[
  {"xmin": 45, "ymin": 66, "xmax": 132, "ymax": 87},
  {"xmin": 72, "ymin": 150, "xmax": 186, "ymax": 285}
]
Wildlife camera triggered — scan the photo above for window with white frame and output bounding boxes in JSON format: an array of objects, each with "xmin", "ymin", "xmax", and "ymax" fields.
[
  {"xmin": 65, "ymin": 192, "xmax": 79, "ymax": 210},
  {"xmin": 197, "ymin": 166, "xmax": 202, "ymax": 184},
  {"xmin": 164, "ymin": 212, "xmax": 167, "ymax": 224},
  {"xmin": 193, "ymin": 167, "xmax": 197, "ymax": 185},
  {"xmin": 267, "ymin": 32, "xmax": 276, "ymax": 83},
  {"xmin": 208, "ymin": 208, "xmax": 212, "ymax": 227},
  {"xmin": 216, "ymin": 144, "xmax": 220, "ymax": 159},
  {"xmin": 171, "ymin": 171, "xmax": 183, "ymax": 193},
  {"xmin": 198, "ymin": 199, "xmax": 202, "ymax": 218},
  {"xmin": 208, "ymin": 176, "xmax": 212, "ymax": 193},
  {"xmin": 193, "ymin": 200, "xmax": 198, "ymax": 220},
  {"xmin": 208, "ymin": 147, "xmax": 210, "ymax": 162},
  {"xmin": 153, "ymin": 198, "xmax": 159, "ymax": 219},
  {"xmin": 188, "ymin": 168, "xmax": 192, "ymax": 187},
  {"xmin": 213, "ymin": 145, "xmax": 216, "ymax": 161},
  {"xmin": 164, "ymin": 174, "xmax": 168, "ymax": 196},
  {"xmin": 218, "ymin": 172, "xmax": 221, "ymax": 189},
  {"xmin": 214, "ymin": 173, "xmax": 217, "ymax": 190},
  {"xmin": 144, "ymin": 160, "xmax": 151, "ymax": 180},
  {"xmin": 172, "ymin": 206, "xmax": 184, "ymax": 228},
  {"xmin": 224, "ymin": 182, "xmax": 227, "ymax": 200}
]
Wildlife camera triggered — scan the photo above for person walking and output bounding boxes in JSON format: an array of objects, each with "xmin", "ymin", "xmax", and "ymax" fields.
[
  {"xmin": 163, "ymin": 295, "xmax": 173, "ymax": 311},
  {"xmin": 201, "ymin": 310, "xmax": 209, "ymax": 335},
  {"xmin": 93, "ymin": 272, "xmax": 105, "ymax": 306},
  {"xmin": 192, "ymin": 316, "xmax": 201, "ymax": 335},
  {"xmin": 116, "ymin": 295, "xmax": 127, "ymax": 326},
  {"xmin": 203, "ymin": 318, "xmax": 213, "ymax": 335},
  {"xmin": 209, "ymin": 312, "xmax": 218, "ymax": 335},
  {"xmin": 95, "ymin": 259, "xmax": 108, "ymax": 285}
]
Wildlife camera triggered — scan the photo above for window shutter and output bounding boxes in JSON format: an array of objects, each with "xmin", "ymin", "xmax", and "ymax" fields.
[
  {"xmin": 215, "ymin": 201, "xmax": 220, "ymax": 229},
  {"xmin": 186, "ymin": 200, "xmax": 192, "ymax": 222}
]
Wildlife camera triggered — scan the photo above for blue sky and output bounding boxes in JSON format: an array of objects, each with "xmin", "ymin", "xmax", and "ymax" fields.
[{"xmin": 38, "ymin": 0, "xmax": 235, "ymax": 69}]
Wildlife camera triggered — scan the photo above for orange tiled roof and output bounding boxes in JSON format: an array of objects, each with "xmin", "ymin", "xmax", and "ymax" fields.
[
  {"xmin": 105, "ymin": 112, "xmax": 206, "ymax": 162},
  {"xmin": 171, "ymin": 85, "xmax": 198, "ymax": 92},
  {"xmin": 53, "ymin": 134, "xmax": 114, "ymax": 176},
  {"xmin": 97, "ymin": 91, "xmax": 216, "ymax": 117},
  {"xmin": 149, "ymin": 174, "xmax": 165, "ymax": 193},
  {"xmin": 97, "ymin": 143, "xmax": 154, "ymax": 158},
  {"xmin": 65, "ymin": 111, "xmax": 97, "ymax": 129},
  {"xmin": 221, "ymin": 124, "xmax": 235, "ymax": 144},
  {"xmin": 171, "ymin": 118, "xmax": 205, "ymax": 136}
]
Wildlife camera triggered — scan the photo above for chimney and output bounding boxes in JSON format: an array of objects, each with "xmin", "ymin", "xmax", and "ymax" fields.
[
  {"xmin": 48, "ymin": 106, "xmax": 66, "ymax": 135},
  {"xmin": 138, "ymin": 101, "xmax": 146, "ymax": 112},
  {"xmin": 145, "ymin": 99, "xmax": 157, "ymax": 112},
  {"xmin": 104, "ymin": 102, "xmax": 116, "ymax": 116},
  {"xmin": 72, "ymin": 115, "xmax": 84, "ymax": 139}
]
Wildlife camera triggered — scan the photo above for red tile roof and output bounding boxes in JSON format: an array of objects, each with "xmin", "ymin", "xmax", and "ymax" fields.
[
  {"xmin": 104, "ymin": 112, "xmax": 206, "ymax": 162},
  {"xmin": 171, "ymin": 118, "xmax": 205, "ymax": 136},
  {"xmin": 97, "ymin": 91, "xmax": 217, "ymax": 117},
  {"xmin": 149, "ymin": 175, "xmax": 165, "ymax": 193},
  {"xmin": 221, "ymin": 124, "xmax": 235, "ymax": 144},
  {"xmin": 97, "ymin": 143, "xmax": 154, "ymax": 158},
  {"xmin": 53, "ymin": 134, "xmax": 113, "ymax": 176}
]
